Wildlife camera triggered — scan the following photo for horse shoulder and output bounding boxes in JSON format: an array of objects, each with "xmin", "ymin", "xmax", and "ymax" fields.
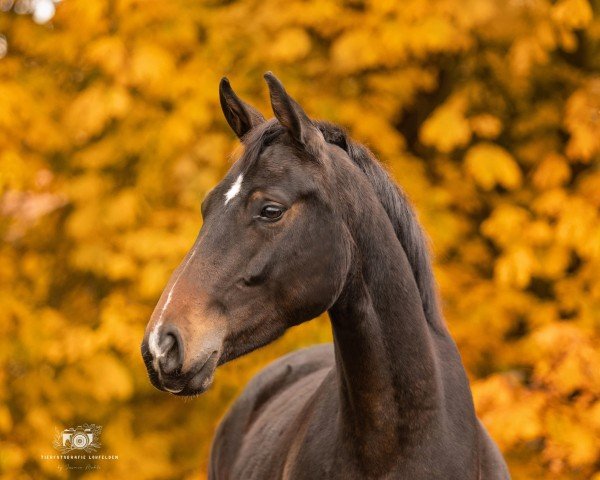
[{"xmin": 209, "ymin": 343, "xmax": 334, "ymax": 480}]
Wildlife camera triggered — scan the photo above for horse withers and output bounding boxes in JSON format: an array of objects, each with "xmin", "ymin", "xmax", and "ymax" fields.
[{"xmin": 141, "ymin": 73, "xmax": 510, "ymax": 479}]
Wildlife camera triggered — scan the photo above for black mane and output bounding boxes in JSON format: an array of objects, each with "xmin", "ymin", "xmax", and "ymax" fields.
[{"xmin": 317, "ymin": 121, "xmax": 445, "ymax": 334}]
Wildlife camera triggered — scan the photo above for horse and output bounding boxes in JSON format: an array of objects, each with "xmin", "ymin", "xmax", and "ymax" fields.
[{"xmin": 141, "ymin": 72, "xmax": 510, "ymax": 479}]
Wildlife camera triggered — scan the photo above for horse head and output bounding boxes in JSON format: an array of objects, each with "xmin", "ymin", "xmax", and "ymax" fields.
[{"xmin": 141, "ymin": 74, "xmax": 354, "ymax": 395}]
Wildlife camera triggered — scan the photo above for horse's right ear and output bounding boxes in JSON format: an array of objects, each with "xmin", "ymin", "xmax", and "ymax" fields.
[{"xmin": 219, "ymin": 78, "xmax": 265, "ymax": 139}]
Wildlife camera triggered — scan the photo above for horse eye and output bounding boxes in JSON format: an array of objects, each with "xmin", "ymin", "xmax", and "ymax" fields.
[{"xmin": 259, "ymin": 204, "xmax": 285, "ymax": 221}]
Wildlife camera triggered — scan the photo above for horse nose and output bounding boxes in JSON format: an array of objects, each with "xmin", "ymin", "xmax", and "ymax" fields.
[{"xmin": 156, "ymin": 325, "xmax": 184, "ymax": 376}]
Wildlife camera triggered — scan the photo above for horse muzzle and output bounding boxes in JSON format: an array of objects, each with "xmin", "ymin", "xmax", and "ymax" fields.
[{"xmin": 141, "ymin": 323, "xmax": 222, "ymax": 396}]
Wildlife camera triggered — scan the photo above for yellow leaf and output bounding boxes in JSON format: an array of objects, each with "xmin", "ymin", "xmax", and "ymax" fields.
[
  {"xmin": 495, "ymin": 246, "xmax": 537, "ymax": 288},
  {"xmin": 482, "ymin": 204, "xmax": 530, "ymax": 247},
  {"xmin": 532, "ymin": 154, "xmax": 571, "ymax": 189},
  {"xmin": 564, "ymin": 82, "xmax": 600, "ymax": 162},
  {"xmin": 465, "ymin": 143, "xmax": 522, "ymax": 190},
  {"xmin": 269, "ymin": 28, "xmax": 312, "ymax": 62},
  {"xmin": 552, "ymin": 0, "xmax": 593, "ymax": 29},
  {"xmin": 469, "ymin": 113, "xmax": 503, "ymax": 139},
  {"xmin": 420, "ymin": 96, "xmax": 471, "ymax": 152}
]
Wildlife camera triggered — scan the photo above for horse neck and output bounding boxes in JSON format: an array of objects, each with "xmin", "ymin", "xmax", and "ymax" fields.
[{"xmin": 328, "ymin": 206, "xmax": 475, "ymax": 470}]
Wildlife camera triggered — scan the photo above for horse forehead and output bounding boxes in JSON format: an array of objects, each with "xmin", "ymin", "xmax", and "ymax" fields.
[
  {"xmin": 219, "ymin": 143, "xmax": 325, "ymax": 200},
  {"xmin": 255, "ymin": 143, "xmax": 295, "ymax": 171},
  {"xmin": 252, "ymin": 144, "xmax": 321, "ymax": 183}
]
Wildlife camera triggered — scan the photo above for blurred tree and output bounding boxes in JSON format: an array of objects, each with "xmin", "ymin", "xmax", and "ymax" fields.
[{"xmin": 0, "ymin": 0, "xmax": 599, "ymax": 478}]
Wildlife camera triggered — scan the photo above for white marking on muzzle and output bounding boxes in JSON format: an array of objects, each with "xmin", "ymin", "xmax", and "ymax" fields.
[
  {"xmin": 224, "ymin": 174, "xmax": 243, "ymax": 205},
  {"xmin": 149, "ymin": 248, "xmax": 197, "ymax": 368}
]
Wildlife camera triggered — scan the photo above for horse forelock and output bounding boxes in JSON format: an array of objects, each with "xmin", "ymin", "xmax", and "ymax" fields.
[{"xmin": 238, "ymin": 119, "xmax": 285, "ymax": 173}]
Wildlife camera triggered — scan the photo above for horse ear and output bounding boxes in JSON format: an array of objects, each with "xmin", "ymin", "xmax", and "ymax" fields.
[
  {"xmin": 219, "ymin": 77, "xmax": 265, "ymax": 139},
  {"xmin": 263, "ymin": 72, "xmax": 324, "ymax": 154}
]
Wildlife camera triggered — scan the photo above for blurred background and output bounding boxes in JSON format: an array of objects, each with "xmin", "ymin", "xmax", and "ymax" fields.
[{"xmin": 1, "ymin": 0, "xmax": 599, "ymax": 478}]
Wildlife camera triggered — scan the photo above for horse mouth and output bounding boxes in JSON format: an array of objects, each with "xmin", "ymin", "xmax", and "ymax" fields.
[{"xmin": 143, "ymin": 348, "xmax": 221, "ymax": 397}]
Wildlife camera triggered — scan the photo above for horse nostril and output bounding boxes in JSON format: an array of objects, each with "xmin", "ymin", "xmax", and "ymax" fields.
[
  {"xmin": 158, "ymin": 328, "xmax": 184, "ymax": 376},
  {"xmin": 160, "ymin": 332, "xmax": 175, "ymax": 352}
]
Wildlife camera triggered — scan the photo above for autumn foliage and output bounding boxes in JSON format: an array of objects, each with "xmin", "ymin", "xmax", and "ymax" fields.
[{"xmin": 1, "ymin": 0, "xmax": 599, "ymax": 478}]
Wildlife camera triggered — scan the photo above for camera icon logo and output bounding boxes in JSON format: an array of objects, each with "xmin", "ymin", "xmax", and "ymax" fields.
[{"xmin": 54, "ymin": 424, "xmax": 102, "ymax": 453}]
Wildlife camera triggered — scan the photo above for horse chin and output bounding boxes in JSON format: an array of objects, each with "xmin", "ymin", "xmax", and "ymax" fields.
[
  {"xmin": 170, "ymin": 370, "xmax": 216, "ymax": 397},
  {"xmin": 167, "ymin": 350, "xmax": 220, "ymax": 397}
]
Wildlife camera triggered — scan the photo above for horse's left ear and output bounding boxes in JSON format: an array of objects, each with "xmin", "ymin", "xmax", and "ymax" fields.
[
  {"xmin": 264, "ymin": 72, "xmax": 324, "ymax": 155},
  {"xmin": 220, "ymin": 77, "xmax": 266, "ymax": 139}
]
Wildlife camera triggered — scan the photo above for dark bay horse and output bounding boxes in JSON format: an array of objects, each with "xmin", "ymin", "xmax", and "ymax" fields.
[{"xmin": 141, "ymin": 73, "xmax": 510, "ymax": 479}]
